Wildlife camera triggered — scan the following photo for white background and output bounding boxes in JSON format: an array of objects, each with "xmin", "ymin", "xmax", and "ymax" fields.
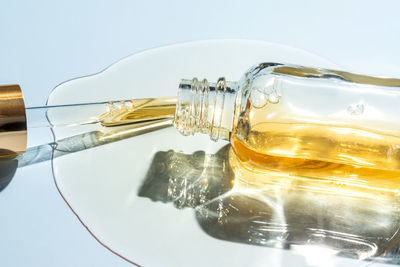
[{"xmin": 0, "ymin": 1, "xmax": 399, "ymax": 266}]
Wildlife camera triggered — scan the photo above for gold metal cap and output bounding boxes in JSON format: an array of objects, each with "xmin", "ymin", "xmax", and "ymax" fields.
[{"xmin": 0, "ymin": 85, "xmax": 27, "ymax": 157}]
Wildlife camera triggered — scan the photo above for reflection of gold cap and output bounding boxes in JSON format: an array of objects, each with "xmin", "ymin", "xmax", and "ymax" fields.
[{"xmin": 0, "ymin": 85, "xmax": 27, "ymax": 157}]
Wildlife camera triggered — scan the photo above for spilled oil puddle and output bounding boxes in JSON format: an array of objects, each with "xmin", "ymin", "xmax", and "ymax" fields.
[
  {"xmin": 49, "ymin": 126, "xmax": 400, "ymax": 266},
  {"xmin": 43, "ymin": 40, "xmax": 400, "ymax": 266}
]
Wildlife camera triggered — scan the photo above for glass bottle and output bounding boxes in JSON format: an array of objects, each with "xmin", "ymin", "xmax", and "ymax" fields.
[{"xmin": 174, "ymin": 63, "xmax": 400, "ymax": 171}]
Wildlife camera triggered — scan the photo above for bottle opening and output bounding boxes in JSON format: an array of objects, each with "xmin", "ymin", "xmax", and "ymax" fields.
[{"xmin": 174, "ymin": 77, "xmax": 238, "ymax": 141}]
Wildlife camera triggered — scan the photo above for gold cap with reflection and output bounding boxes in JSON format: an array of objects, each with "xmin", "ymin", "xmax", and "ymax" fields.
[{"xmin": 0, "ymin": 85, "xmax": 27, "ymax": 157}]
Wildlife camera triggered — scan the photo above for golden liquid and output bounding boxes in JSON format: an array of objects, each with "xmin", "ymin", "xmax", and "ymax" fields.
[
  {"xmin": 231, "ymin": 135, "xmax": 400, "ymax": 192},
  {"xmin": 233, "ymin": 121, "xmax": 400, "ymax": 171},
  {"xmin": 100, "ymin": 97, "xmax": 177, "ymax": 127}
]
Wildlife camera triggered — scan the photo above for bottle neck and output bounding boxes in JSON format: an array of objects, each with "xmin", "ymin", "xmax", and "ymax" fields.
[{"xmin": 174, "ymin": 77, "xmax": 238, "ymax": 141}]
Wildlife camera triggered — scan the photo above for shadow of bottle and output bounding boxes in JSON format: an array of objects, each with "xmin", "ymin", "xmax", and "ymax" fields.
[
  {"xmin": 138, "ymin": 145, "xmax": 400, "ymax": 263},
  {"xmin": 0, "ymin": 151, "xmax": 18, "ymax": 192}
]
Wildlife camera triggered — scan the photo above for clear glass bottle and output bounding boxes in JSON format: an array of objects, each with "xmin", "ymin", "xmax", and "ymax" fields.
[{"xmin": 174, "ymin": 63, "xmax": 400, "ymax": 171}]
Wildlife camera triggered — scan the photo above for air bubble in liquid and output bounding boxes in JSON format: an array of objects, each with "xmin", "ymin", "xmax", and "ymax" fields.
[{"xmin": 347, "ymin": 103, "xmax": 364, "ymax": 115}]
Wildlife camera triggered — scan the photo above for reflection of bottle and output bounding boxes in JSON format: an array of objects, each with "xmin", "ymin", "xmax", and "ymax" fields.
[
  {"xmin": 174, "ymin": 63, "xmax": 400, "ymax": 170},
  {"xmin": 137, "ymin": 146, "xmax": 400, "ymax": 260},
  {"xmin": 138, "ymin": 145, "xmax": 233, "ymax": 209}
]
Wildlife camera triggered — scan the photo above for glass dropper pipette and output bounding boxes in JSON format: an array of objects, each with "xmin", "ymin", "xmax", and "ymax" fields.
[
  {"xmin": 26, "ymin": 97, "xmax": 177, "ymax": 128},
  {"xmin": 0, "ymin": 84, "xmax": 177, "ymax": 158}
]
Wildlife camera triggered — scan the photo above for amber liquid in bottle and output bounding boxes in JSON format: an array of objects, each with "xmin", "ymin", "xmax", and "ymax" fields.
[
  {"xmin": 232, "ymin": 134, "xmax": 400, "ymax": 187},
  {"xmin": 232, "ymin": 122, "xmax": 400, "ymax": 171},
  {"xmin": 231, "ymin": 97, "xmax": 400, "ymax": 189},
  {"xmin": 230, "ymin": 65, "xmax": 400, "ymax": 173}
]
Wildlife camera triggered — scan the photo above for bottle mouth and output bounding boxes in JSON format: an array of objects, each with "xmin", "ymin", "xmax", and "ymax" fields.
[{"xmin": 174, "ymin": 77, "xmax": 238, "ymax": 141}]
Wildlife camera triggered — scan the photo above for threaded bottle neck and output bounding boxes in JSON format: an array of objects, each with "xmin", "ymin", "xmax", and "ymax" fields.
[{"xmin": 174, "ymin": 77, "xmax": 238, "ymax": 141}]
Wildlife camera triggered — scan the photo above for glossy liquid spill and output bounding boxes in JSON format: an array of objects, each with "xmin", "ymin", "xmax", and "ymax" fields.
[{"xmin": 46, "ymin": 40, "xmax": 400, "ymax": 266}]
